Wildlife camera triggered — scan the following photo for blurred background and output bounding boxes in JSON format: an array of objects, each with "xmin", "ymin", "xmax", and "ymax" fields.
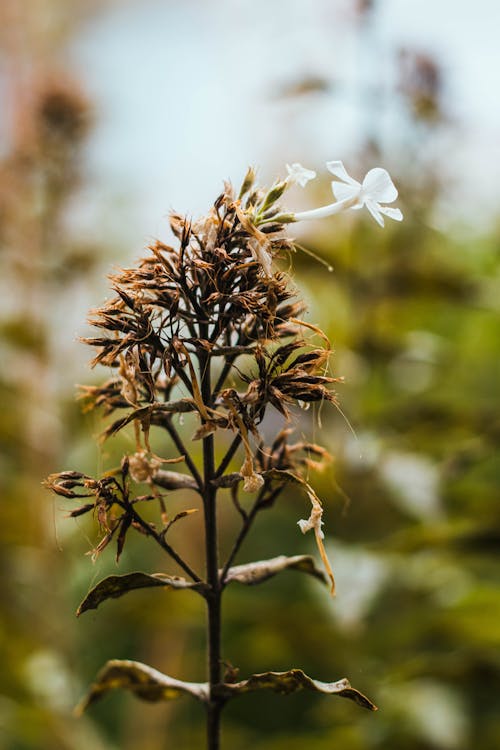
[{"xmin": 1, "ymin": 0, "xmax": 500, "ymax": 748}]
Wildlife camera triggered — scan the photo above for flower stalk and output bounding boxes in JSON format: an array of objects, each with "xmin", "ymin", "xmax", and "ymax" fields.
[{"xmin": 45, "ymin": 160, "xmax": 397, "ymax": 748}]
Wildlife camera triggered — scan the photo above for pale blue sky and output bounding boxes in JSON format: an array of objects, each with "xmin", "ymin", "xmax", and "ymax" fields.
[{"xmin": 69, "ymin": 0, "xmax": 500, "ymax": 248}]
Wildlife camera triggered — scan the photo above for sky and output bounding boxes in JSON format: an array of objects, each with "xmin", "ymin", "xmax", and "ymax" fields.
[{"xmin": 68, "ymin": 0, "xmax": 500, "ymax": 250}]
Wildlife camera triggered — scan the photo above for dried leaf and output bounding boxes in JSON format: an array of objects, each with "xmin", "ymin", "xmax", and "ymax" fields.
[
  {"xmin": 211, "ymin": 472, "xmax": 242, "ymax": 488},
  {"xmin": 75, "ymin": 659, "xmax": 208, "ymax": 714},
  {"xmin": 77, "ymin": 572, "xmax": 207, "ymax": 616},
  {"xmin": 217, "ymin": 669, "xmax": 377, "ymax": 711},
  {"xmin": 264, "ymin": 468, "xmax": 303, "ymax": 485},
  {"xmin": 75, "ymin": 661, "xmax": 375, "ymax": 715},
  {"xmin": 152, "ymin": 470, "xmax": 198, "ymax": 491},
  {"xmin": 223, "ymin": 555, "xmax": 326, "ymax": 586}
]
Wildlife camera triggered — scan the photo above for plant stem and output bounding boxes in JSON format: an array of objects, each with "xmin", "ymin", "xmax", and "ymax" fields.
[
  {"xmin": 215, "ymin": 433, "xmax": 242, "ymax": 479},
  {"xmin": 124, "ymin": 504, "xmax": 202, "ymax": 583},
  {"xmin": 162, "ymin": 416, "xmax": 204, "ymax": 491},
  {"xmin": 200, "ymin": 348, "xmax": 224, "ymax": 750},
  {"xmin": 221, "ymin": 484, "xmax": 284, "ymax": 585},
  {"xmin": 220, "ymin": 498, "xmax": 260, "ymax": 584}
]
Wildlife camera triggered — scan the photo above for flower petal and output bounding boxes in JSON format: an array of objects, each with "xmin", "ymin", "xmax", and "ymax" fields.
[
  {"xmin": 365, "ymin": 199, "xmax": 385, "ymax": 227},
  {"xmin": 326, "ymin": 160, "xmax": 360, "ymax": 186},
  {"xmin": 362, "ymin": 168, "xmax": 398, "ymax": 203},
  {"xmin": 331, "ymin": 180, "xmax": 360, "ymax": 203},
  {"xmin": 286, "ymin": 163, "xmax": 317, "ymax": 188},
  {"xmin": 378, "ymin": 205, "xmax": 403, "ymax": 222}
]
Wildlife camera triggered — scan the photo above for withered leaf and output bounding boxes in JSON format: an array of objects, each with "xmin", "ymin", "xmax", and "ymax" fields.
[
  {"xmin": 264, "ymin": 468, "xmax": 303, "ymax": 485},
  {"xmin": 75, "ymin": 659, "xmax": 208, "ymax": 714},
  {"xmin": 223, "ymin": 555, "xmax": 326, "ymax": 586},
  {"xmin": 75, "ymin": 662, "xmax": 375, "ymax": 715},
  {"xmin": 216, "ymin": 669, "xmax": 377, "ymax": 711},
  {"xmin": 153, "ymin": 470, "xmax": 198, "ymax": 491},
  {"xmin": 77, "ymin": 572, "xmax": 207, "ymax": 616},
  {"xmin": 211, "ymin": 472, "xmax": 242, "ymax": 488}
]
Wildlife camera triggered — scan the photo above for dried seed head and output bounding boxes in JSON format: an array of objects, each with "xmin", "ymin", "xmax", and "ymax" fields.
[{"xmin": 47, "ymin": 166, "xmax": 342, "ymax": 581}]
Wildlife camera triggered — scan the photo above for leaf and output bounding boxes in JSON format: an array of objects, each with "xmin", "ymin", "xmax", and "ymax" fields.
[
  {"xmin": 77, "ymin": 556, "xmax": 323, "ymax": 615},
  {"xmin": 75, "ymin": 662, "xmax": 376, "ymax": 715},
  {"xmin": 153, "ymin": 470, "xmax": 198, "ymax": 491},
  {"xmin": 223, "ymin": 555, "xmax": 326, "ymax": 586},
  {"xmin": 264, "ymin": 468, "xmax": 303, "ymax": 485},
  {"xmin": 75, "ymin": 660, "xmax": 208, "ymax": 714},
  {"xmin": 76, "ymin": 572, "xmax": 207, "ymax": 616},
  {"xmin": 211, "ymin": 472, "xmax": 242, "ymax": 488},
  {"xmin": 216, "ymin": 669, "xmax": 377, "ymax": 711}
]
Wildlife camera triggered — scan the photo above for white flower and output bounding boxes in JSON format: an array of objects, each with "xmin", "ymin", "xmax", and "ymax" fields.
[
  {"xmin": 293, "ymin": 160, "xmax": 403, "ymax": 227},
  {"xmin": 286, "ymin": 162, "xmax": 317, "ymax": 188}
]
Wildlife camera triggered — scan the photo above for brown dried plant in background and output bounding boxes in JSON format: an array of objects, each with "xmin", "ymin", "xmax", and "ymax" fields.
[{"xmin": 45, "ymin": 169, "xmax": 377, "ymax": 750}]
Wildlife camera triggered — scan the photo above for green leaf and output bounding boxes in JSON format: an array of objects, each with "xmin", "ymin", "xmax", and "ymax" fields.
[
  {"xmin": 216, "ymin": 669, "xmax": 377, "ymax": 711},
  {"xmin": 76, "ymin": 572, "xmax": 207, "ymax": 616},
  {"xmin": 75, "ymin": 660, "xmax": 208, "ymax": 714},
  {"xmin": 223, "ymin": 555, "xmax": 326, "ymax": 586}
]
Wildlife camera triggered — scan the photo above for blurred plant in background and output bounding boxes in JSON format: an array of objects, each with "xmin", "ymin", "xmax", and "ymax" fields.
[
  {"xmin": 1, "ymin": 0, "xmax": 500, "ymax": 749},
  {"xmin": 0, "ymin": 2, "xmax": 115, "ymax": 748}
]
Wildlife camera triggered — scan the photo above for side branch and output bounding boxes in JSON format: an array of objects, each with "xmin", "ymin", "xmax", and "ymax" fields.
[
  {"xmin": 220, "ymin": 484, "xmax": 284, "ymax": 585},
  {"xmin": 121, "ymin": 503, "xmax": 202, "ymax": 583},
  {"xmin": 161, "ymin": 416, "xmax": 204, "ymax": 490},
  {"xmin": 215, "ymin": 434, "xmax": 242, "ymax": 479}
]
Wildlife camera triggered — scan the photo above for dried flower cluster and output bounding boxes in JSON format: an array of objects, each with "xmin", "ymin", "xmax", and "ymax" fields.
[
  {"xmin": 45, "ymin": 166, "xmax": 386, "ymax": 749},
  {"xmin": 47, "ymin": 168, "xmax": 340, "ymax": 582}
]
